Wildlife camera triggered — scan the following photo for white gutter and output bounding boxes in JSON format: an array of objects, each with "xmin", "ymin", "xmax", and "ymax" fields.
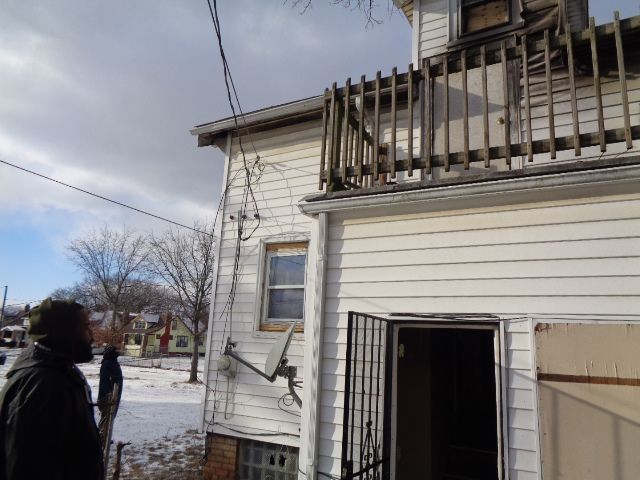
[
  {"xmin": 299, "ymin": 163, "xmax": 640, "ymax": 215},
  {"xmin": 191, "ymin": 96, "xmax": 324, "ymax": 137}
]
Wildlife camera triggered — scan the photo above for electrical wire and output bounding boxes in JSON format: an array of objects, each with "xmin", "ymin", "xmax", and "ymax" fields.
[{"xmin": 0, "ymin": 158, "xmax": 212, "ymax": 237}]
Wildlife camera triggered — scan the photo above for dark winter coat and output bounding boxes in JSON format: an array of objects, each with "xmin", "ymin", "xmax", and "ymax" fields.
[
  {"xmin": 98, "ymin": 354, "xmax": 122, "ymax": 410},
  {"xmin": 0, "ymin": 344, "xmax": 104, "ymax": 480}
]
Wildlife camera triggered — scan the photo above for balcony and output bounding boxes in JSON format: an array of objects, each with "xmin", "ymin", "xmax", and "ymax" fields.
[{"xmin": 318, "ymin": 13, "xmax": 640, "ymax": 196}]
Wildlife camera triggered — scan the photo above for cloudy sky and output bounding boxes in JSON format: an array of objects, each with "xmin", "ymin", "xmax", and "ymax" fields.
[{"xmin": 0, "ymin": 1, "xmax": 636, "ymax": 308}]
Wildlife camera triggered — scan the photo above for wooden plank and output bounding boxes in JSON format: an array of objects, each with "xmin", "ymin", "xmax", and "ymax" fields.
[
  {"xmin": 522, "ymin": 34, "xmax": 533, "ymax": 162},
  {"xmin": 590, "ymin": 17, "xmax": 606, "ymax": 152},
  {"xmin": 419, "ymin": 67, "xmax": 425, "ymax": 180},
  {"xmin": 443, "ymin": 53, "xmax": 450, "ymax": 172},
  {"xmin": 329, "ymin": 125, "xmax": 640, "ymax": 178},
  {"xmin": 374, "ymin": 71, "xmax": 381, "ymax": 181},
  {"xmin": 390, "ymin": 67, "xmax": 397, "ymax": 179},
  {"xmin": 342, "ymin": 77, "xmax": 351, "ymax": 184},
  {"xmin": 481, "ymin": 45, "xmax": 489, "ymax": 168},
  {"xmin": 462, "ymin": 49, "xmax": 470, "ymax": 169},
  {"xmin": 319, "ymin": 92, "xmax": 329, "ymax": 190},
  {"xmin": 544, "ymin": 29, "xmax": 556, "ymax": 159},
  {"xmin": 407, "ymin": 63, "xmax": 414, "ymax": 177},
  {"xmin": 614, "ymin": 11, "xmax": 633, "ymax": 150},
  {"xmin": 501, "ymin": 41, "xmax": 511, "ymax": 167},
  {"xmin": 357, "ymin": 75, "xmax": 366, "ymax": 184},
  {"xmin": 565, "ymin": 24, "xmax": 581, "ymax": 156}
]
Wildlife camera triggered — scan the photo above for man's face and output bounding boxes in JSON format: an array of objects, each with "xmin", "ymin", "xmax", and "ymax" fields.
[{"xmin": 71, "ymin": 309, "xmax": 94, "ymax": 363}]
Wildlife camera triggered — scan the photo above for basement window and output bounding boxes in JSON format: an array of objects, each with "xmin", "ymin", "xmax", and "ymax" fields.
[
  {"xmin": 238, "ymin": 439, "xmax": 298, "ymax": 480},
  {"xmin": 258, "ymin": 241, "xmax": 308, "ymax": 333}
]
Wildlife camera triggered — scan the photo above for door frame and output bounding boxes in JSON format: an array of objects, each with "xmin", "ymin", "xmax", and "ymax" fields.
[{"xmin": 389, "ymin": 319, "xmax": 508, "ymax": 480}]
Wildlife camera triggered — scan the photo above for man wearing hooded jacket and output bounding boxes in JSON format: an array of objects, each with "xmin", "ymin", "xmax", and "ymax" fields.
[
  {"xmin": 0, "ymin": 298, "xmax": 103, "ymax": 480},
  {"xmin": 97, "ymin": 344, "xmax": 123, "ymax": 439}
]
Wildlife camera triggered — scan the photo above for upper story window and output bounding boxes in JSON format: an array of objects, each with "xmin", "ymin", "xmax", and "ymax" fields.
[
  {"xmin": 259, "ymin": 241, "xmax": 308, "ymax": 332},
  {"xmin": 171, "ymin": 320, "xmax": 177, "ymax": 331},
  {"xmin": 133, "ymin": 320, "xmax": 146, "ymax": 330},
  {"xmin": 460, "ymin": 0, "xmax": 509, "ymax": 35},
  {"xmin": 451, "ymin": 0, "xmax": 520, "ymax": 43}
]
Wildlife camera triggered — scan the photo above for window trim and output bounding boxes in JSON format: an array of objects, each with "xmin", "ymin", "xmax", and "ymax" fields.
[
  {"xmin": 176, "ymin": 335, "xmax": 189, "ymax": 347},
  {"xmin": 254, "ymin": 236, "xmax": 309, "ymax": 336}
]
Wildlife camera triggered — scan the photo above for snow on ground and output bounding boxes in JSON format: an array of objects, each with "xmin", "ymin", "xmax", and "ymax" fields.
[{"xmin": 0, "ymin": 348, "xmax": 206, "ymax": 479}]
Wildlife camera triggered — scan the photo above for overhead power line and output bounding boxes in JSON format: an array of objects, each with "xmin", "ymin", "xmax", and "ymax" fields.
[{"xmin": 0, "ymin": 158, "xmax": 212, "ymax": 236}]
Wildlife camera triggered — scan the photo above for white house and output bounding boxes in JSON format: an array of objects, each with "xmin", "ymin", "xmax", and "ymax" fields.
[{"xmin": 193, "ymin": 2, "xmax": 640, "ymax": 479}]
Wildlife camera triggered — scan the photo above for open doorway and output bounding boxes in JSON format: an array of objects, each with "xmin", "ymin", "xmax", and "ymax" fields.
[{"xmin": 394, "ymin": 326, "xmax": 502, "ymax": 480}]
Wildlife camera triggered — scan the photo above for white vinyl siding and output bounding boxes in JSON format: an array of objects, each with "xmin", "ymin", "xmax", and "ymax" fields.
[
  {"xmin": 204, "ymin": 121, "xmax": 321, "ymax": 447},
  {"xmin": 417, "ymin": 0, "xmax": 450, "ymax": 60},
  {"xmin": 317, "ymin": 193, "xmax": 640, "ymax": 478}
]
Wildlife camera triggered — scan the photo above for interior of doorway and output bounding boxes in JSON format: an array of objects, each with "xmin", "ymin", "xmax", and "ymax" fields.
[{"xmin": 395, "ymin": 326, "xmax": 500, "ymax": 480}]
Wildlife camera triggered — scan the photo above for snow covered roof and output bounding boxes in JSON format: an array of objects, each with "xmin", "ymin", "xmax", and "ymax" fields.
[{"xmin": 1, "ymin": 326, "xmax": 26, "ymax": 332}]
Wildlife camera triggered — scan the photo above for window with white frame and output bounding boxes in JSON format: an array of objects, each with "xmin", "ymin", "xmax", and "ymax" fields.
[
  {"xmin": 259, "ymin": 241, "xmax": 308, "ymax": 332},
  {"xmin": 176, "ymin": 335, "xmax": 188, "ymax": 347},
  {"xmin": 133, "ymin": 320, "xmax": 146, "ymax": 330}
]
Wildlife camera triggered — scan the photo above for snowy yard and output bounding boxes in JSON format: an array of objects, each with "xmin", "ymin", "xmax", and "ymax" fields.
[{"xmin": 0, "ymin": 348, "xmax": 205, "ymax": 479}]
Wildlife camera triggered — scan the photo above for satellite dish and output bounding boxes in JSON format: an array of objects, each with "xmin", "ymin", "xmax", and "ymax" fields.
[
  {"xmin": 265, "ymin": 322, "xmax": 296, "ymax": 380},
  {"xmin": 223, "ymin": 322, "xmax": 301, "ymax": 407}
]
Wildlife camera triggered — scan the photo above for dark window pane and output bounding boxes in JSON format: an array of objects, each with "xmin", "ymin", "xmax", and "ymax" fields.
[
  {"xmin": 269, "ymin": 254, "xmax": 306, "ymax": 286},
  {"xmin": 267, "ymin": 289, "xmax": 304, "ymax": 319}
]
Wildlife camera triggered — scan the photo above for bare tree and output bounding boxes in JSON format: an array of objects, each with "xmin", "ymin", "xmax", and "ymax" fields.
[
  {"xmin": 67, "ymin": 226, "xmax": 149, "ymax": 331},
  {"xmin": 147, "ymin": 222, "xmax": 215, "ymax": 383},
  {"xmin": 288, "ymin": 0, "xmax": 397, "ymax": 26}
]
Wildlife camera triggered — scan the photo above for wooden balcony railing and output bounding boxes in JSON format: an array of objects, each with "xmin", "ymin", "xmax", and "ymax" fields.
[{"xmin": 318, "ymin": 13, "xmax": 640, "ymax": 193}]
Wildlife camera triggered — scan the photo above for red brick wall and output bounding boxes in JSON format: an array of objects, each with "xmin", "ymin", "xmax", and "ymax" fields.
[{"xmin": 203, "ymin": 433, "xmax": 239, "ymax": 480}]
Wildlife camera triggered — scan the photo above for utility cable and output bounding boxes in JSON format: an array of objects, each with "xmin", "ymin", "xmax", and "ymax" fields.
[{"xmin": 0, "ymin": 158, "xmax": 212, "ymax": 237}]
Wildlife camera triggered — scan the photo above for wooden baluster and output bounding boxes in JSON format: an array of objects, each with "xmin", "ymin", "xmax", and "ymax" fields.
[
  {"xmin": 407, "ymin": 63, "xmax": 414, "ymax": 177},
  {"xmin": 462, "ymin": 49, "xmax": 470, "ymax": 169},
  {"xmin": 365, "ymin": 143, "xmax": 371, "ymax": 188},
  {"xmin": 348, "ymin": 124, "xmax": 355, "ymax": 182},
  {"xmin": 443, "ymin": 54, "xmax": 450, "ymax": 172},
  {"xmin": 342, "ymin": 78, "xmax": 351, "ymax": 184},
  {"xmin": 522, "ymin": 34, "xmax": 533, "ymax": 162},
  {"xmin": 425, "ymin": 59, "xmax": 432, "ymax": 176},
  {"xmin": 390, "ymin": 67, "xmax": 397, "ymax": 179},
  {"xmin": 589, "ymin": 17, "xmax": 606, "ymax": 152},
  {"xmin": 614, "ymin": 11, "xmax": 632, "ymax": 149},
  {"xmin": 357, "ymin": 75, "xmax": 366, "ymax": 185},
  {"xmin": 353, "ymin": 128, "xmax": 359, "ymax": 185},
  {"xmin": 501, "ymin": 41, "xmax": 511, "ymax": 167},
  {"xmin": 319, "ymin": 91, "xmax": 329, "ymax": 190},
  {"xmin": 374, "ymin": 71, "xmax": 381, "ymax": 183},
  {"xmin": 481, "ymin": 45, "xmax": 490, "ymax": 168},
  {"xmin": 328, "ymin": 82, "xmax": 338, "ymax": 190},
  {"xmin": 544, "ymin": 30, "xmax": 556, "ymax": 159},
  {"xmin": 565, "ymin": 24, "xmax": 581, "ymax": 156}
]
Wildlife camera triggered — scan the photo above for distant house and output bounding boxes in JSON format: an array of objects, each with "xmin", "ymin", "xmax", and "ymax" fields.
[
  {"xmin": 120, "ymin": 313, "xmax": 162, "ymax": 356},
  {"xmin": 145, "ymin": 317, "xmax": 205, "ymax": 355}
]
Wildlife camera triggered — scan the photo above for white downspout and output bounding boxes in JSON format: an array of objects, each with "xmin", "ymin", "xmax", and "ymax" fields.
[
  {"xmin": 200, "ymin": 131, "xmax": 233, "ymax": 431},
  {"xmin": 299, "ymin": 212, "xmax": 329, "ymax": 480}
]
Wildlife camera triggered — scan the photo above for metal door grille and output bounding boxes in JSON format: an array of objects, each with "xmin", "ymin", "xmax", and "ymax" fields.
[{"xmin": 341, "ymin": 312, "xmax": 391, "ymax": 480}]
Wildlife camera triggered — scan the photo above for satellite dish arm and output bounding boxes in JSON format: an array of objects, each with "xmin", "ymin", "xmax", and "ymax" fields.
[{"xmin": 224, "ymin": 346, "xmax": 278, "ymax": 382}]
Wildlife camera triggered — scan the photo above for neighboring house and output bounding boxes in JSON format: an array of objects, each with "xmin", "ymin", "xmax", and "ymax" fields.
[
  {"xmin": 144, "ymin": 316, "xmax": 207, "ymax": 356},
  {"xmin": 1, "ymin": 326, "xmax": 27, "ymax": 347},
  {"xmin": 120, "ymin": 312, "xmax": 162, "ymax": 357},
  {"xmin": 193, "ymin": 2, "xmax": 640, "ymax": 480},
  {"xmin": 90, "ymin": 310, "xmax": 137, "ymax": 331}
]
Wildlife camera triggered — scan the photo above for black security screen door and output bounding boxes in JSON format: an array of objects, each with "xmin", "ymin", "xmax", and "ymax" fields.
[{"xmin": 341, "ymin": 312, "xmax": 392, "ymax": 480}]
